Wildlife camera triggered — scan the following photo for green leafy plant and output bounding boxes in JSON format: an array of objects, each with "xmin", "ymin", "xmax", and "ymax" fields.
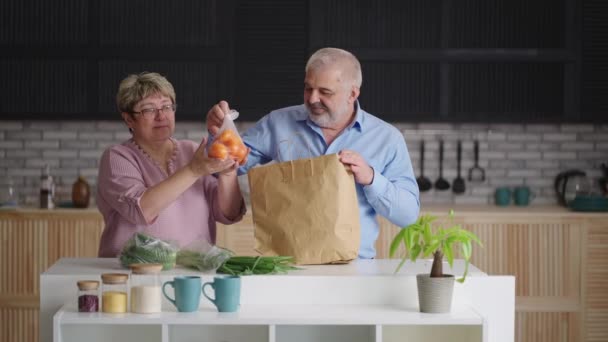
[{"xmin": 389, "ymin": 210, "xmax": 482, "ymax": 283}]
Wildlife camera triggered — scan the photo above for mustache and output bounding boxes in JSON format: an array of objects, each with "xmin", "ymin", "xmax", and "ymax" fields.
[{"xmin": 308, "ymin": 102, "xmax": 328, "ymax": 111}]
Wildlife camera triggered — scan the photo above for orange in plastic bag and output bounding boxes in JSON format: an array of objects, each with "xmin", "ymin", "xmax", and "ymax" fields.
[{"xmin": 208, "ymin": 110, "xmax": 249, "ymax": 165}]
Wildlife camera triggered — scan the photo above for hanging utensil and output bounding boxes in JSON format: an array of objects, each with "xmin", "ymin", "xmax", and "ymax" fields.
[
  {"xmin": 452, "ymin": 140, "xmax": 466, "ymax": 194},
  {"xmin": 468, "ymin": 140, "xmax": 486, "ymax": 182},
  {"xmin": 435, "ymin": 140, "xmax": 450, "ymax": 191},
  {"xmin": 416, "ymin": 141, "xmax": 432, "ymax": 192}
]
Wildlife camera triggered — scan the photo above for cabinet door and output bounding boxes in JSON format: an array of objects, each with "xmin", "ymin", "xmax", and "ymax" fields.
[
  {"xmin": 0, "ymin": 211, "xmax": 104, "ymax": 342},
  {"xmin": 170, "ymin": 325, "xmax": 268, "ymax": 342},
  {"xmin": 376, "ymin": 214, "xmax": 584, "ymax": 342},
  {"xmin": 276, "ymin": 325, "xmax": 375, "ymax": 342},
  {"xmin": 383, "ymin": 325, "xmax": 481, "ymax": 342}
]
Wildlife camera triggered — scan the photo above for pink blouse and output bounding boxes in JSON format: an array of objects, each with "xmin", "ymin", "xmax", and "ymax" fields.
[{"xmin": 96, "ymin": 138, "xmax": 245, "ymax": 257}]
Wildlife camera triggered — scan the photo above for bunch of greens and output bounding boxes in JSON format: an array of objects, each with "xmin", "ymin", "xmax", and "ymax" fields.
[
  {"xmin": 176, "ymin": 247, "xmax": 233, "ymax": 272},
  {"xmin": 119, "ymin": 232, "xmax": 178, "ymax": 270},
  {"xmin": 218, "ymin": 256, "xmax": 299, "ymax": 275},
  {"xmin": 175, "ymin": 239, "xmax": 299, "ymax": 275},
  {"xmin": 176, "ymin": 249, "xmax": 299, "ymax": 275}
]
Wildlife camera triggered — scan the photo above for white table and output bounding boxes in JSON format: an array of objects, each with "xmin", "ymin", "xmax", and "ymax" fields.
[{"xmin": 41, "ymin": 258, "xmax": 514, "ymax": 342}]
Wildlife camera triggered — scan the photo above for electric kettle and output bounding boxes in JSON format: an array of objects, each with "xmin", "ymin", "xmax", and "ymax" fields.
[{"xmin": 554, "ymin": 169, "xmax": 589, "ymax": 206}]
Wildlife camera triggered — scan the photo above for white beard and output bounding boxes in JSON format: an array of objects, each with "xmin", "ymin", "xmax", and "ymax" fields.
[{"xmin": 307, "ymin": 102, "xmax": 348, "ymax": 128}]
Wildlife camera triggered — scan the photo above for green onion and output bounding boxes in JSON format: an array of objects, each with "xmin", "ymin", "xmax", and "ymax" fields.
[
  {"xmin": 218, "ymin": 255, "xmax": 300, "ymax": 275},
  {"xmin": 176, "ymin": 248, "xmax": 300, "ymax": 275}
]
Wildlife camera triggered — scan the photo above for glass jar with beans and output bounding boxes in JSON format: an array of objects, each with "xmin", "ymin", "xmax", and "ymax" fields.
[{"xmin": 77, "ymin": 280, "xmax": 99, "ymax": 312}]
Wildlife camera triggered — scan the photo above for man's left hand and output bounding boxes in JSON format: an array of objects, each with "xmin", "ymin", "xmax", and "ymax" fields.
[{"xmin": 338, "ymin": 149, "xmax": 374, "ymax": 186}]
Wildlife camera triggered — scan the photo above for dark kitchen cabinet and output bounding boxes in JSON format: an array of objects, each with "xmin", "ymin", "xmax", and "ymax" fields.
[{"xmin": 0, "ymin": 0, "xmax": 606, "ymax": 123}]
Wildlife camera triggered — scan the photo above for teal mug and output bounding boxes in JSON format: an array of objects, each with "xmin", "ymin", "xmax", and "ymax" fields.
[
  {"xmin": 495, "ymin": 187, "xmax": 511, "ymax": 206},
  {"xmin": 514, "ymin": 186, "xmax": 535, "ymax": 206},
  {"xmin": 202, "ymin": 276, "xmax": 241, "ymax": 312},
  {"xmin": 162, "ymin": 276, "xmax": 202, "ymax": 312}
]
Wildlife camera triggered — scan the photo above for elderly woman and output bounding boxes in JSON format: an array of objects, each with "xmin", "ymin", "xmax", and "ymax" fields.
[{"xmin": 97, "ymin": 72, "xmax": 245, "ymax": 257}]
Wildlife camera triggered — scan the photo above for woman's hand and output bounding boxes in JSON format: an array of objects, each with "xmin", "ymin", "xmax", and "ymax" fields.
[{"xmin": 189, "ymin": 137, "xmax": 237, "ymax": 177}]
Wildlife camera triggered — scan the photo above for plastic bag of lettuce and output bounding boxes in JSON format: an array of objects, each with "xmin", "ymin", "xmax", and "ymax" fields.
[
  {"xmin": 176, "ymin": 239, "xmax": 233, "ymax": 272},
  {"xmin": 119, "ymin": 232, "xmax": 178, "ymax": 270}
]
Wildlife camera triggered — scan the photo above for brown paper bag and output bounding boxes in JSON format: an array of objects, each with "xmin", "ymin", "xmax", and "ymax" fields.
[{"xmin": 248, "ymin": 153, "xmax": 360, "ymax": 264}]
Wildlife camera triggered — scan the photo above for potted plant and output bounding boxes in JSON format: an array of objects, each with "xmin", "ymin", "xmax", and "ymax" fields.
[{"xmin": 389, "ymin": 210, "xmax": 482, "ymax": 313}]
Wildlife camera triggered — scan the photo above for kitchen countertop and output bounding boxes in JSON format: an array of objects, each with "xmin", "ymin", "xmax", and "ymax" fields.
[
  {"xmin": 2, "ymin": 204, "xmax": 607, "ymax": 217},
  {"xmin": 43, "ymin": 257, "xmax": 486, "ymax": 277},
  {"xmin": 420, "ymin": 203, "xmax": 608, "ymax": 217}
]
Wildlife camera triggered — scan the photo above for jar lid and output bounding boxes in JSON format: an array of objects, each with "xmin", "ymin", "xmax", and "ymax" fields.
[
  {"xmin": 101, "ymin": 273, "xmax": 129, "ymax": 284},
  {"xmin": 77, "ymin": 280, "xmax": 99, "ymax": 290},
  {"xmin": 129, "ymin": 263, "xmax": 163, "ymax": 274}
]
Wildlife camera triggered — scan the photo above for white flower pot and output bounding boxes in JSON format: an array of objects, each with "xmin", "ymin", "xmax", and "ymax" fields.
[{"xmin": 416, "ymin": 273, "xmax": 455, "ymax": 313}]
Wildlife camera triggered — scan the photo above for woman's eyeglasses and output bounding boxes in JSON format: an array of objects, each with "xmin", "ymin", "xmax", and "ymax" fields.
[{"xmin": 131, "ymin": 104, "xmax": 177, "ymax": 118}]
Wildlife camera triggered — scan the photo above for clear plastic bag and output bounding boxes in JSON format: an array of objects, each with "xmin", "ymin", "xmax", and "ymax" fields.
[
  {"xmin": 175, "ymin": 239, "xmax": 234, "ymax": 272},
  {"xmin": 208, "ymin": 109, "xmax": 249, "ymax": 165},
  {"xmin": 118, "ymin": 232, "xmax": 179, "ymax": 270}
]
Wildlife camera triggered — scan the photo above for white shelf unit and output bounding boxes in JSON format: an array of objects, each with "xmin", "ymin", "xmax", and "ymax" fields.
[
  {"xmin": 42, "ymin": 258, "xmax": 514, "ymax": 342},
  {"xmin": 54, "ymin": 304, "xmax": 484, "ymax": 342}
]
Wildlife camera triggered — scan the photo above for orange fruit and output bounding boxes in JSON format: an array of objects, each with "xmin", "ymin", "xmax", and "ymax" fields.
[
  {"xmin": 208, "ymin": 142, "xmax": 229, "ymax": 159},
  {"xmin": 223, "ymin": 137, "xmax": 240, "ymax": 152},
  {"xmin": 217, "ymin": 129, "xmax": 239, "ymax": 144},
  {"xmin": 231, "ymin": 143, "xmax": 248, "ymax": 163}
]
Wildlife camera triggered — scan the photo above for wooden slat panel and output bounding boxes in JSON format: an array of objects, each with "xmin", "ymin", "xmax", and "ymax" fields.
[
  {"xmin": 378, "ymin": 215, "xmax": 581, "ymax": 298},
  {"xmin": 0, "ymin": 209, "xmax": 104, "ymax": 342},
  {"xmin": 0, "ymin": 307, "xmax": 38, "ymax": 342},
  {"xmin": 585, "ymin": 218, "xmax": 608, "ymax": 342},
  {"xmin": 515, "ymin": 312, "xmax": 578, "ymax": 342},
  {"xmin": 376, "ymin": 213, "xmax": 586, "ymax": 342},
  {"xmin": 217, "ymin": 213, "xmax": 258, "ymax": 256}
]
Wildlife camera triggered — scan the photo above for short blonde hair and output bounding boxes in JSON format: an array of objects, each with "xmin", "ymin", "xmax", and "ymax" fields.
[
  {"xmin": 116, "ymin": 72, "xmax": 176, "ymax": 113},
  {"xmin": 305, "ymin": 48, "xmax": 362, "ymax": 88}
]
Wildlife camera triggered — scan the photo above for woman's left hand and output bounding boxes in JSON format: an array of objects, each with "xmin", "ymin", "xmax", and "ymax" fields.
[{"xmin": 189, "ymin": 137, "xmax": 238, "ymax": 176}]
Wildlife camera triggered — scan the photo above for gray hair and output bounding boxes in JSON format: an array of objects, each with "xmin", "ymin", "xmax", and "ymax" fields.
[
  {"xmin": 117, "ymin": 72, "xmax": 176, "ymax": 113},
  {"xmin": 305, "ymin": 48, "xmax": 362, "ymax": 88}
]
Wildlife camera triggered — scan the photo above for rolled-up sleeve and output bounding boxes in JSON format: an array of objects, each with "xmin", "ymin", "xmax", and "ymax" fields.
[
  {"xmin": 97, "ymin": 148, "xmax": 155, "ymax": 225},
  {"xmin": 202, "ymin": 176, "xmax": 246, "ymax": 225}
]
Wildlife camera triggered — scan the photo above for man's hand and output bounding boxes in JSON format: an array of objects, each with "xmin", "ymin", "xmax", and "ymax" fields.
[
  {"xmin": 338, "ymin": 149, "xmax": 374, "ymax": 185},
  {"xmin": 206, "ymin": 100, "xmax": 231, "ymax": 136}
]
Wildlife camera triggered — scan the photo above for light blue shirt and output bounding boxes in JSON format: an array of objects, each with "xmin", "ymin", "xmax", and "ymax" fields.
[{"xmin": 239, "ymin": 103, "xmax": 420, "ymax": 258}]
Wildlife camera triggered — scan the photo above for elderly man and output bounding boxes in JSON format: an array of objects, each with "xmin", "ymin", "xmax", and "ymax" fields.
[{"xmin": 207, "ymin": 47, "xmax": 420, "ymax": 258}]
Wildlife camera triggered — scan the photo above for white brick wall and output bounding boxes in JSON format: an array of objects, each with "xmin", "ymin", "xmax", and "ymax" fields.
[{"xmin": 0, "ymin": 120, "xmax": 606, "ymax": 207}]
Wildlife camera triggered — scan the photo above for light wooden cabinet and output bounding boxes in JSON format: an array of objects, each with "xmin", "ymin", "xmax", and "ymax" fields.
[
  {"xmin": 0, "ymin": 209, "xmax": 104, "ymax": 342},
  {"xmin": 218, "ymin": 205, "xmax": 608, "ymax": 342},
  {"xmin": 1, "ymin": 205, "xmax": 607, "ymax": 342}
]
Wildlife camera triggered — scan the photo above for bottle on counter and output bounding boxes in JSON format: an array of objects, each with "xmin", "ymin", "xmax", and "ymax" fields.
[
  {"xmin": 72, "ymin": 176, "xmax": 90, "ymax": 208},
  {"xmin": 77, "ymin": 280, "xmax": 100, "ymax": 312},
  {"xmin": 129, "ymin": 263, "xmax": 163, "ymax": 314},
  {"xmin": 101, "ymin": 273, "xmax": 129, "ymax": 313},
  {"xmin": 40, "ymin": 164, "xmax": 55, "ymax": 209}
]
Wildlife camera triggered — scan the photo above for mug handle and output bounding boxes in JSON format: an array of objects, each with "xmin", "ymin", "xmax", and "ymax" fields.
[
  {"xmin": 202, "ymin": 282, "xmax": 216, "ymax": 305},
  {"xmin": 530, "ymin": 190, "xmax": 536, "ymax": 202},
  {"xmin": 162, "ymin": 281, "xmax": 176, "ymax": 307}
]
